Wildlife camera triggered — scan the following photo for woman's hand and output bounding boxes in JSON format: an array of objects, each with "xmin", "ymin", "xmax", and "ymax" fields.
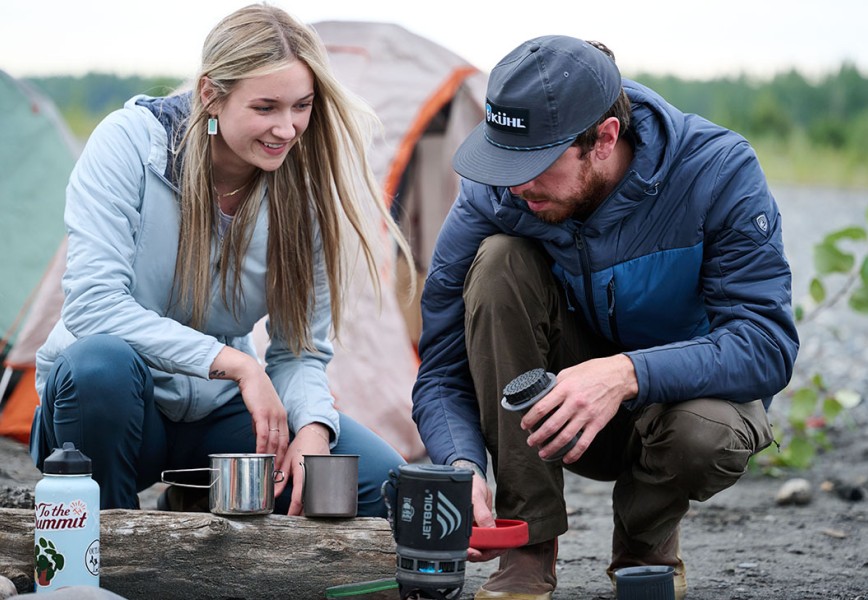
[
  {"xmin": 209, "ymin": 346, "xmax": 290, "ymax": 474},
  {"xmin": 283, "ymin": 423, "xmax": 332, "ymax": 515}
]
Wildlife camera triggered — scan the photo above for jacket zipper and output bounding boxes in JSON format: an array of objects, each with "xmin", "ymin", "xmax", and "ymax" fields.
[
  {"xmin": 561, "ymin": 277, "xmax": 576, "ymax": 312},
  {"xmin": 574, "ymin": 230, "xmax": 603, "ymax": 336}
]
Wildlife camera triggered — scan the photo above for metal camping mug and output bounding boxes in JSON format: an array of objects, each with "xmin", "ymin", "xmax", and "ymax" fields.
[
  {"xmin": 161, "ymin": 453, "xmax": 285, "ymax": 515},
  {"xmin": 301, "ymin": 454, "xmax": 359, "ymax": 517}
]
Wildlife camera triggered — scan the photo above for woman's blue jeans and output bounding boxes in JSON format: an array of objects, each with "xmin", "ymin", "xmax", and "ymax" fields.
[{"xmin": 30, "ymin": 334, "xmax": 405, "ymax": 515}]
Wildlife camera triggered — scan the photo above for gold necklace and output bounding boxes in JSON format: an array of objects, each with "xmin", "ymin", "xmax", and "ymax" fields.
[{"xmin": 213, "ymin": 175, "xmax": 257, "ymax": 198}]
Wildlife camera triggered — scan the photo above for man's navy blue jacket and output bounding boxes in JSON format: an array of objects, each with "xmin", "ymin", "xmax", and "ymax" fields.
[{"xmin": 411, "ymin": 79, "xmax": 800, "ymax": 472}]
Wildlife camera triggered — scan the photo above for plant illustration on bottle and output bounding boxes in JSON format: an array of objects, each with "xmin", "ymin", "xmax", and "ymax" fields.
[{"xmin": 34, "ymin": 537, "xmax": 65, "ymax": 586}]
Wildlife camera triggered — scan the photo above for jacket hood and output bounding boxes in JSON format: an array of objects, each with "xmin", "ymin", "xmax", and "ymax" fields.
[
  {"xmin": 621, "ymin": 79, "xmax": 684, "ymax": 190},
  {"xmin": 135, "ymin": 92, "xmax": 192, "ymax": 187}
]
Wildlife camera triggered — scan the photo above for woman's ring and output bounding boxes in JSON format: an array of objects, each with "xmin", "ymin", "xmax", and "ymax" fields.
[{"xmin": 269, "ymin": 428, "xmax": 279, "ymax": 431}]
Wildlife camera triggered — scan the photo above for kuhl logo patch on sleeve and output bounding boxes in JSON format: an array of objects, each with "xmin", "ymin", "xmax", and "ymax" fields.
[{"xmin": 754, "ymin": 213, "xmax": 769, "ymax": 234}]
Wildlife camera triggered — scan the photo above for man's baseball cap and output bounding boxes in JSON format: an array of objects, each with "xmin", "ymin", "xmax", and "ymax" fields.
[{"xmin": 453, "ymin": 36, "xmax": 622, "ymax": 187}]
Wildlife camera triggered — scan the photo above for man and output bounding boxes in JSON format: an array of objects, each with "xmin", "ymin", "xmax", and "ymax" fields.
[{"xmin": 411, "ymin": 35, "xmax": 798, "ymax": 600}]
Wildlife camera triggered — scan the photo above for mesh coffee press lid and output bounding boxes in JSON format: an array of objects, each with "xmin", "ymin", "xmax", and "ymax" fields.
[
  {"xmin": 43, "ymin": 442, "xmax": 92, "ymax": 475},
  {"xmin": 501, "ymin": 368, "xmax": 557, "ymax": 411}
]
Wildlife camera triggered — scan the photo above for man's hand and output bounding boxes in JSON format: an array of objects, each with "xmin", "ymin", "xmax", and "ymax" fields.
[
  {"xmin": 523, "ymin": 354, "xmax": 638, "ymax": 463},
  {"xmin": 452, "ymin": 460, "xmax": 505, "ymax": 562}
]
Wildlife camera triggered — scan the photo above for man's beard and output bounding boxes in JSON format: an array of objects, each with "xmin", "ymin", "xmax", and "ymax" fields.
[{"xmin": 524, "ymin": 166, "xmax": 610, "ymax": 224}]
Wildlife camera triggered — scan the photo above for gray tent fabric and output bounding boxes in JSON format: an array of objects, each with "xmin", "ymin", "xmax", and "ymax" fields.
[{"xmin": 2, "ymin": 23, "xmax": 487, "ymax": 461}]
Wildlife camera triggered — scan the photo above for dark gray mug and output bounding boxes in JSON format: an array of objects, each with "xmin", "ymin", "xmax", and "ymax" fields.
[
  {"xmin": 301, "ymin": 454, "xmax": 359, "ymax": 517},
  {"xmin": 614, "ymin": 565, "xmax": 675, "ymax": 600}
]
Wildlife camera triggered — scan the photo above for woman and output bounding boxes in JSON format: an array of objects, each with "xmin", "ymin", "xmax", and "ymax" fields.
[{"xmin": 29, "ymin": 4, "xmax": 412, "ymax": 516}]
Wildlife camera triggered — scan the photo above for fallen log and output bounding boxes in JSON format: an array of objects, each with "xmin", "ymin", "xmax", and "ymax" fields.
[{"xmin": 0, "ymin": 509, "xmax": 398, "ymax": 599}]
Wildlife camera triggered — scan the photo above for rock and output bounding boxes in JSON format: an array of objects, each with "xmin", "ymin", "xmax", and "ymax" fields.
[
  {"xmin": 0, "ymin": 575, "xmax": 16, "ymax": 599},
  {"xmin": 822, "ymin": 478, "xmax": 866, "ymax": 502},
  {"xmin": 0, "ymin": 487, "xmax": 34, "ymax": 510},
  {"xmin": 775, "ymin": 478, "xmax": 813, "ymax": 505}
]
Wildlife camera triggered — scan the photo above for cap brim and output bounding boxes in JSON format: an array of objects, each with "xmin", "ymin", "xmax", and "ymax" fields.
[{"xmin": 452, "ymin": 121, "xmax": 573, "ymax": 187}]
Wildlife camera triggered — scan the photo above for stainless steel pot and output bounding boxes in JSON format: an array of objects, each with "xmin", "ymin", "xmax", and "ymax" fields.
[{"xmin": 162, "ymin": 453, "xmax": 285, "ymax": 515}]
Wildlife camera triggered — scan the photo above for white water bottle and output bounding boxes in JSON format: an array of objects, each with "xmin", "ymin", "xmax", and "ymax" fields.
[{"xmin": 34, "ymin": 442, "xmax": 100, "ymax": 592}]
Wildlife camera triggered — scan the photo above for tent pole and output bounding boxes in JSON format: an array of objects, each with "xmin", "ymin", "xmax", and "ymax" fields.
[{"xmin": 0, "ymin": 366, "xmax": 13, "ymax": 411}]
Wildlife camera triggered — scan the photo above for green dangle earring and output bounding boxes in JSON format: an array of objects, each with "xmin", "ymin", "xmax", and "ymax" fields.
[{"xmin": 207, "ymin": 116, "xmax": 218, "ymax": 136}]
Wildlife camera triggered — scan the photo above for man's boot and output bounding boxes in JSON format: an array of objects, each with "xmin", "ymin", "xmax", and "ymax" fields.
[
  {"xmin": 607, "ymin": 526, "xmax": 687, "ymax": 599},
  {"xmin": 475, "ymin": 538, "xmax": 558, "ymax": 600}
]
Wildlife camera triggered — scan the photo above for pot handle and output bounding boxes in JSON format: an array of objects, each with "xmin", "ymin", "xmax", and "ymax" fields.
[
  {"xmin": 161, "ymin": 467, "xmax": 217, "ymax": 489},
  {"xmin": 380, "ymin": 468, "xmax": 400, "ymax": 534}
]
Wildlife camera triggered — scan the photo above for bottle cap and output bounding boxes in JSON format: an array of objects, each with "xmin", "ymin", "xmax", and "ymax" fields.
[
  {"xmin": 502, "ymin": 368, "xmax": 557, "ymax": 411},
  {"xmin": 43, "ymin": 442, "xmax": 93, "ymax": 475}
]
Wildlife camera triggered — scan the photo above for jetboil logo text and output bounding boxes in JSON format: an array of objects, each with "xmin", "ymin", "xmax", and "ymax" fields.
[{"xmin": 421, "ymin": 489, "xmax": 463, "ymax": 540}]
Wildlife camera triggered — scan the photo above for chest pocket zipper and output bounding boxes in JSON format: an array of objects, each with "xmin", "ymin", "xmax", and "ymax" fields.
[{"xmin": 606, "ymin": 278, "xmax": 622, "ymax": 345}]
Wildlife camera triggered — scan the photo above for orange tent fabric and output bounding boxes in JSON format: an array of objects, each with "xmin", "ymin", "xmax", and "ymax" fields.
[{"xmin": 0, "ymin": 369, "xmax": 36, "ymax": 443}]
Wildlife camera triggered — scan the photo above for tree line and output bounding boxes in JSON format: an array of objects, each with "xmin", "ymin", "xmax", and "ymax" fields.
[
  {"xmin": 23, "ymin": 64, "xmax": 868, "ymax": 185},
  {"xmin": 634, "ymin": 63, "xmax": 868, "ymax": 160}
]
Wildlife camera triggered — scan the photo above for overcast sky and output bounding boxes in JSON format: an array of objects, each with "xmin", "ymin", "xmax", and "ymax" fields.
[{"xmin": 3, "ymin": 0, "xmax": 867, "ymax": 80}]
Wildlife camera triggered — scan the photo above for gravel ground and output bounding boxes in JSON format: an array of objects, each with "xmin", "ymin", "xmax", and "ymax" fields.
[{"xmin": 1, "ymin": 184, "xmax": 867, "ymax": 599}]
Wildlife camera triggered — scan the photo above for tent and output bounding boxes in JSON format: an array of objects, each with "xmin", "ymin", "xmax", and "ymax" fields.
[
  {"xmin": 0, "ymin": 70, "xmax": 78, "ymax": 340},
  {"xmin": 0, "ymin": 22, "xmax": 487, "ymax": 461},
  {"xmin": 0, "ymin": 70, "xmax": 79, "ymax": 442}
]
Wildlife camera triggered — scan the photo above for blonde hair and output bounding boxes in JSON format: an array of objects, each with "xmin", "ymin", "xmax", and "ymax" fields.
[{"xmin": 173, "ymin": 3, "xmax": 413, "ymax": 353}]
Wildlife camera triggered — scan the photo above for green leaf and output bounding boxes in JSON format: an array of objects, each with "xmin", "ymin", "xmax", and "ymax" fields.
[
  {"xmin": 823, "ymin": 226, "xmax": 867, "ymax": 243},
  {"xmin": 782, "ymin": 436, "xmax": 815, "ymax": 469},
  {"xmin": 814, "ymin": 241, "xmax": 854, "ymax": 275},
  {"xmin": 39, "ymin": 538, "xmax": 47, "ymax": 549},
  {"xmin": 822, "ymin": 396, "xmax": 844, "ymax": 422},
  {"xmin": 810, "ymin": 373, "xmax": 825, "ymax": 388},
  {"xmin": 54, "ymin": 554, "xmax": 65, "ymax": 571},
  {"xmin": 790, "ymin": 387, "xmax": 818, "ymax": 425},
  {"xmin": 848, "ymin": 283, "xmax": 868, "ymax": 313},
  {"xmin": 811, "ymin": 429, "xmax": 832, "ymax": 450},
  {"xmin": 860, "ymin": 256, "xmax": 868, "ymax": 284},
  {"xmin": 809, "ymin": 278, "xmax": 826, "ymax": 303},
  {"xmin": 794, "ymin": 304, "xmax": 804, "ymax": 321}
]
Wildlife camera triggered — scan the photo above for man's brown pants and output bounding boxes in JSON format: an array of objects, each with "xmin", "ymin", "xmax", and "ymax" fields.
[{"xmin": 463, "ymin": 234, "xmax": 774, "ymax": 554}]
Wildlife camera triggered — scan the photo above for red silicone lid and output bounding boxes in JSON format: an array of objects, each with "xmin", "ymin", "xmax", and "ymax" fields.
[{"xmin": 470, "ymin": 519, "xmax": 529, "ymax": 550}]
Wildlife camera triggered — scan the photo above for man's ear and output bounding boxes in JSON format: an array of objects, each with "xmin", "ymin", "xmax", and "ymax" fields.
[{"xmin": 593, "ymin": 117, "xmax": 621, "ymax": 161}]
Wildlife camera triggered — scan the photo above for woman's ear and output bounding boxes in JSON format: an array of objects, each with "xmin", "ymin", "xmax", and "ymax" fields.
[{"xmin": 199, "ymin": 77, "xmax": 217, "ymax": 112}]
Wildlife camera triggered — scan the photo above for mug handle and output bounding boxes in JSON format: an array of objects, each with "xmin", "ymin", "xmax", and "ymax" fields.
[
  {"xmin": 161, "ymin": 467, "xmax": 217, "ymax": 489},
  {"xmin": 273, "ymin": 470, "xmax": 286, "ymax": 484},
  {"xmin": 380, "ymin": 469, "xmax": 400, "ymax": 533}
]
